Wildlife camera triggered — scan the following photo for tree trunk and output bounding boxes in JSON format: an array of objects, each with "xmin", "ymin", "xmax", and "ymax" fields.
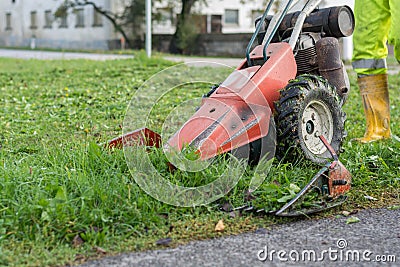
[
  {"xmin": 169, "ymin": 0, "xmax": 197, "ymax": 54},
  {"xmin": 73, "ymin": 1, "xmax": 134, "ymax": 48}
]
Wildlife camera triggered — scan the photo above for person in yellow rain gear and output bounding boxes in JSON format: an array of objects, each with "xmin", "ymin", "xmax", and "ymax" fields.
[{"xmin": 352, "ymin": 0, "xmax": 400, "ymax": 143}]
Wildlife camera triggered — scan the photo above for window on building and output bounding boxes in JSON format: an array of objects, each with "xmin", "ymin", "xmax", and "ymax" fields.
[
  {"xmin": 59, "ymin": 13, "xmax": 68, "ymax": 28},
  {"xmin": 44, "ymin": 10, "xmax": 52, "ymax": 28},
  {"xmin": 224, "ymin": 9, "xmax": 239, "ymax": 25},
  {"xmin": 6, "ymin": 13, "xmax": 12, "ymax": 30},
  {"xmin": 92, "ymin": 10, "xmax": 102, "ymax": 27},
  {"xmin": 211, "ymin": 15, "xmax": 222, "ymax": 33},
  {"xmin": 75, "ymin": 8, "xmax": 84, "ymax": 27},
  {"xmin": 30, "ymin": 11, "xmax": 38, "ymax": 29}
]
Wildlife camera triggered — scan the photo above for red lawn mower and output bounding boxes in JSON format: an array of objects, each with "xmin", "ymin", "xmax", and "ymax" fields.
[{"xmin": 108, "ymin": 0, "xmax": 355, "ymax": 216}]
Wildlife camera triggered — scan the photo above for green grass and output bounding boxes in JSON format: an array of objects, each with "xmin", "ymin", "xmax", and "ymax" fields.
[{"xmin": 0, "ymin": 53, "xmax": 399, "ymax": 266}]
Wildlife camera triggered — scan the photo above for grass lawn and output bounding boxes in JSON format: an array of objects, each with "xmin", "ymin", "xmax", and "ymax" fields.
[{"xmin": 0, "ymin": 53, "xmax": 399, "ymax": 266}]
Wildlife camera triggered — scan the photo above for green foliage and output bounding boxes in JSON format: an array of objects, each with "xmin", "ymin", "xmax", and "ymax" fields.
[
  {"xmin": 0, "ymin": 55, "xmax": 174, "ymax": 265},
  {"xmin": 176, "ymin": 17, "xmax": 200, "ymax": 54},
  {"xmin": 54, "ymin": 3, "xmax": 68, "ymax": 18},
  {"xmin": 0, "ymin": 56, "xmax": 399, "ymax": 266}
]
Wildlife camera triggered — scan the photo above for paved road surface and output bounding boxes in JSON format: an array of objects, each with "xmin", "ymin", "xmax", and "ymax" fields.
[
  {"xmin": 164, "ymin": 56, "xmax": 243, "ymax": 68},
  {"xmin": 1, "ymin": 49, "xmax": 399, "ymax": 75},
  {"xmin": 80, "ymin": 208, "xmax": 399, "ymax": 267},
  {"xmin": 0, "ymin": 49, "xmax": 134, "ymax": 61},
  {"xmin": 165, "ymin": 55, "xmax": 400, "ymax": 75}
]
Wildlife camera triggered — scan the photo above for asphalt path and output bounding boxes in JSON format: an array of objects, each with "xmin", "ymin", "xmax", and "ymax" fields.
[
  {"xmin": 80, "ymin": 208, "xmax": 399, "ymax": 267},
  {"xmin": 1, "ymin": 49, "xmax": 399, "ymax": 75},
  {"xmin": 164, "ymin": 56, "xmax": 243, "ymax": 68},
  {"xmin": 165, "ymin": 55, "xmax": 400, "ymax": 75},
  {"xmin": 0, "ymin": 48, "xmax": 134, "ymax": 60}
]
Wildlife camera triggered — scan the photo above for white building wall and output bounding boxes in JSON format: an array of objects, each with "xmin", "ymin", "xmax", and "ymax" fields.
[
  {"xmin": 153, "ymin": 0, "xmax": 266, "ymax": 34},
  {"xmin": 153, "ymin": 0, "xmax": 355, "ymax": 35},
  {"xmin": 1, "ymin": 0, "xmax": 25, "ymax": 46},
  {"xmin": 0, "ymin": 0, "xmax": 355, "ymax": 50},
  {"xmin": 0, "ymin": 0, "xmax": 118, "ymax": 49},
  {"xmin": 195, "ymin": 0, "xmax": 264, "ymax": 34},
  {"xmin": 152, "ymin": 0, "xmax": 354, "ymax": 59}
]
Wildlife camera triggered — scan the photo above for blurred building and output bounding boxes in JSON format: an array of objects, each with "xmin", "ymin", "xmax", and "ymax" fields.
[
  {"xmin": 0, "ymin": 0, "xmax": 118, "ymax": 50},
  {"xmin": 0, "ymin": 0, "xmax": 354, "ymax": 51},
  {"xmin": 154, "ymin": 0, "xmax": 353, "ymax": 35}
]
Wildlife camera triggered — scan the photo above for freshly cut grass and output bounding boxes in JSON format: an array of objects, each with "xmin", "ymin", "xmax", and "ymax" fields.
[{"xmin": 0, "ymin": 54, "xmax": 399, "ymax": 266}]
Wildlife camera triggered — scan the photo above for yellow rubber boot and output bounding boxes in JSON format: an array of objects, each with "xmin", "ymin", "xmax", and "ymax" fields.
[{"xmin": 355, "ymin": 74, "xmax": 391, "ymax": 143}]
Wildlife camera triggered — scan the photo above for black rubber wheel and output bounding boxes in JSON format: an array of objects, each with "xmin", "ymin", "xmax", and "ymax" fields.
[
  {"xmin": 231, "ymin": 117, "xmax": 276, "ymax": 166},
  {"xmin": 275, "ymin": 74, "xmax": 346, "ymax": 164}
]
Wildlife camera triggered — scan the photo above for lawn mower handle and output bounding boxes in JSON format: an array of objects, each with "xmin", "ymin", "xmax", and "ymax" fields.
[
  {"xmin": 246, "ymin": 0, "xmax": 323, "ymax": 66},
  {"xmin": 245, "ymin": 0, "xmax": 275, "ymax": 66}
]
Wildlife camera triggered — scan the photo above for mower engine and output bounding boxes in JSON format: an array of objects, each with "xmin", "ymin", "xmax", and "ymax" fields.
[
  {"xmin": 255, "ymin": 5, "xmax": 354, "ymax": 101},
  {"xmin": 292, "ymin": 33, "xmax": 320, "ymax": 75}
]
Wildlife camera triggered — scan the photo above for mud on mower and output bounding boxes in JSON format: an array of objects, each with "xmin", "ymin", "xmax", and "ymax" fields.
[{"xmin": 108, "ymin": 0, "xmax": 354, "ymax": 216}]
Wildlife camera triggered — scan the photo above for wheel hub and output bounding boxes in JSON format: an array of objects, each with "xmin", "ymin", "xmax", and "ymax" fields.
[
  {"xmin": 301, "ymin": 100, "xmax": 334, "ymax": 155},
  {"xmin": 306, "ymin": 121, "xmax": 314, "ymax": 135}
]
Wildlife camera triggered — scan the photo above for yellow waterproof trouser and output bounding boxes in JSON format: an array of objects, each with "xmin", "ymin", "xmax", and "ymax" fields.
[{"xmin": 352, "ymin": 0, "xmax": 400, "ymax": 75}]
